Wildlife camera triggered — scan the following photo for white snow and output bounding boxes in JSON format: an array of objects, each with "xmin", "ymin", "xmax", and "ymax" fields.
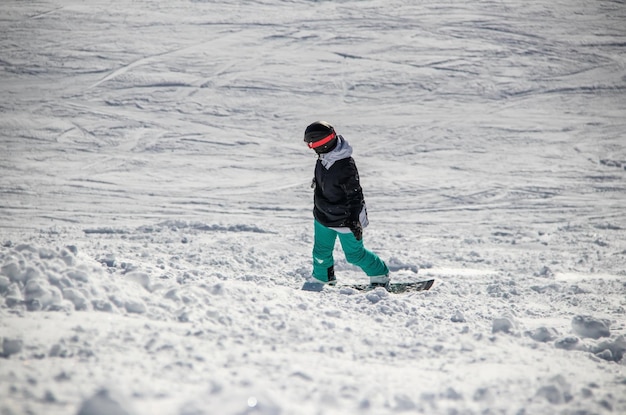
[{"xmin": 1, "ymin": 0, "xmax": 625, "ymax": 414}]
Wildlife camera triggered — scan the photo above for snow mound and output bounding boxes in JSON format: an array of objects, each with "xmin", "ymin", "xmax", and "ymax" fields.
[
  {"xmin": 571, "ymin": 315, "xmax": 611, "ymax": 339},
  {"xmin": 76, "ymin": 388, "xmax": 136, "ymax": 415},
  {"xmin": 0, "ymin": 243, "xmax": 150, "ymax": 315},
  {"xmin": 1, "ymin": 337, "xmax": 23, "ymax": 358}
]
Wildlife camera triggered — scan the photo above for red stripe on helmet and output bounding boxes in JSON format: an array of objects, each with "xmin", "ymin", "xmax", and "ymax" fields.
[{"xmin": 308, "ymin": 132, "xmax": 336, "ymax": 149}]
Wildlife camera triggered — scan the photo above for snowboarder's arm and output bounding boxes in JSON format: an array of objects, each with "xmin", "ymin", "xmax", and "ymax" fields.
[{"xmin": 340, "ymin": 159, "xmax": 365, "ymax": 231}]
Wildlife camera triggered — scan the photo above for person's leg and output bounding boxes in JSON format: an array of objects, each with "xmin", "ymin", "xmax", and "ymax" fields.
[
  {"xmin": 338, "ymin": 231, "xmax": 389, "ymax": 278},
  {"xmin": 312, "ymin": 220, "xmax": 338, "ymax": 283}
]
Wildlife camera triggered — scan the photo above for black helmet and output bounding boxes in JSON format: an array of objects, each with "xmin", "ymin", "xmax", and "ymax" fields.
[{"xmin": 304, "ymin": 121, "xmax": 338, "ymax": 154}]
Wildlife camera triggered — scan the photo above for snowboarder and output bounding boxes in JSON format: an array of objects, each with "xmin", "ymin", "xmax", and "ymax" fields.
[{"xmin": 304, "ymin": 121, "xmax": 390, "ymax": 288}]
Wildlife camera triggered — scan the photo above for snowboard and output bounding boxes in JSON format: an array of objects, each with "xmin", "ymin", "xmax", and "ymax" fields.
[
  {"xmin": 302, "ymin": 278, "xmax": 434, "ymax": 293},
  {"xmin": 343, "ymin": 279, "xmax": 434, "ymax": 294}
]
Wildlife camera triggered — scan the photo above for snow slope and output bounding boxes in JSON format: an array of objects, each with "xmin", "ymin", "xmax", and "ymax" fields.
[{"xmin": 1, "ymin": 0, "xmax": 625, "ymax": 414}]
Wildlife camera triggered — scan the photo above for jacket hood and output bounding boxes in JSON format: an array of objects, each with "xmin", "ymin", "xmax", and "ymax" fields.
[{"xmin": 319, "ymin": 135, "xmax": 352, "ymax": 169}]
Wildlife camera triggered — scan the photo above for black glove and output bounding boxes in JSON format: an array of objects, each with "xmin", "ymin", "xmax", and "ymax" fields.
[{"xmin": 347, "ymin": 220, "xmax": 363, "ymax": 241}]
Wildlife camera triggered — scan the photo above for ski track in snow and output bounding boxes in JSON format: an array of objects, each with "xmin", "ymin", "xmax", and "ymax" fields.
[{"xmin": 1, "ymin": 0, "xmax": 625, "ymax": 414}]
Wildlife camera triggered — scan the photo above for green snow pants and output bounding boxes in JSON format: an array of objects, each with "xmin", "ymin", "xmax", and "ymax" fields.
[{"xmin": 312, "ymin": 219, "xmax": 389, "ymax": 282}]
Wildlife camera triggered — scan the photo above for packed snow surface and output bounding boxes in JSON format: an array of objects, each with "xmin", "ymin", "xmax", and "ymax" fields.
[{"xmin": 1, "ymin": 0, "xmax": 625, "ymax": 414}]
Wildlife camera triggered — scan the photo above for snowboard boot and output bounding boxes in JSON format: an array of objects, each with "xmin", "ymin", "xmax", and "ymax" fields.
[
  {"xmin": 327, "ymin": 266, "xmax": 336, "ymax": 286},
  {"xmin": 312, "ymin": 266, "xmax": 336, "ymax": 286},
  {"xmin": 303, "ymin": 266, "xmax": 336, "ymax": 291},
  {"xmin": 368, "ymin": 274, "xmax": 390, "ymax": 290}
]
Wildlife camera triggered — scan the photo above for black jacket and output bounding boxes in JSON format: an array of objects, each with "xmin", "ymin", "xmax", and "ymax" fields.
[{"xmin": 313, "ymin": 157, "xmax": 365, "ymax": 227}]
